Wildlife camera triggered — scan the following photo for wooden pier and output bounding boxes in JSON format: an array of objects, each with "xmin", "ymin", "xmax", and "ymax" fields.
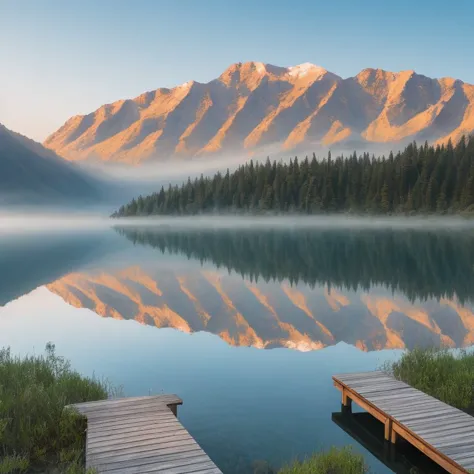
[
  {"xmin": 68, "ymin": 395, "xmax": 222, "ymax": 473},
  {"xmin": 333, "ymin": 371, "xmax": 474, "ymax": 474}
]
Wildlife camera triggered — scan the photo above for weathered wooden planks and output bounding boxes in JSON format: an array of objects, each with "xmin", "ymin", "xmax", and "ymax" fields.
[
  {"xmin": 333, "ymin": 371, "xmax": 474, "ymax": 474},
  {"xmin": 67, "ymin": 395, "xmax": 222, "ymax": 473}
]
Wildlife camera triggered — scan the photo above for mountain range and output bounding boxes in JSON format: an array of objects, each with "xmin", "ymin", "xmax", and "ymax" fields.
[
  {"xmin": 0, "ymin": 123, "xmax": 100, "ymax": 204},
  {"xmin": 44, "ymin": 61, "xmax": 474, "ymax": 164},
  {"xmin": 46, "ymin": 265, "xmax": 474, "ymax": 352}
]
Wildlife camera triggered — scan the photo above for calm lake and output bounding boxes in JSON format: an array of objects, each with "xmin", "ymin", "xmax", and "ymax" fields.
[{"xmin": 1, "ymin": 217, "xmax": 474, "ymax": 473}]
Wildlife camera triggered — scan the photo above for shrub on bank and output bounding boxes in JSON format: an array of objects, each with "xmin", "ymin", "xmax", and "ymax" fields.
[
  {"xmin": 278, "ymin": 446, "xmax": 368, "ymax": 474},
  {"xmin": 0, "ymin": 343, "xmax": 109, "ymax": 473},
  {"xmin": 383, "ymin": 347, "xmax": 474, "ymax": 413}
]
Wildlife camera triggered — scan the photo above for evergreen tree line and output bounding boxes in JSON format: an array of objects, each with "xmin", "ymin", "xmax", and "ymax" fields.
[
  {"xmin": 116, "ymin": 227, "xmax": 474, "ymax": 303},
  {"xmin": 112, "ymin": 136, "xmax": 474, "ymax": 216}
]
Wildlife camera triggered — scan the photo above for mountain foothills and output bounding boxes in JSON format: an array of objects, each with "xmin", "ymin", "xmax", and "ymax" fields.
[
  {"xmin": 0, "ymin": 123, "xmax": 100, "ymax": 205},
  {"xmin": 113, "ymin": 137, "xmax": 474, "ymax": 216},
  {"xmin": 44, "ymin": 62, "xmax": 474, "ymax": 164}
]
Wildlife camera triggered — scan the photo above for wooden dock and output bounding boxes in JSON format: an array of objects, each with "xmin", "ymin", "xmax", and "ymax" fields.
[
  {"xmin": 333, "ymin": 371, "xmax": 474, "ymax": 474},
  {"xmin": 68, "ymin": 395, "xmax": 222, "ymax": 473}
]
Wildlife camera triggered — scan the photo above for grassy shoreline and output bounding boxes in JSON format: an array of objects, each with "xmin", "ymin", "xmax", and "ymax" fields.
[
  {"xmin": 278, "ymin": 447, "xmax": 368, "ymax": 474},
  {"xmin": 0, "ymin": 343, "xmax": 109, "ymax": 473},
  {"xmin": 383, "ymin": 346, "xmax": 474, "ymax": 414}
]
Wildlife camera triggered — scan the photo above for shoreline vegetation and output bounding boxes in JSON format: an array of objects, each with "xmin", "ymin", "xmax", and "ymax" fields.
[
  {"xmin": 384, "ymin": 347, "xmax": 474, "ymax": 415},
  {"xmin": 2, "ymin": 346, "xmax": 472, "ymax": 473},
  {"xmin": 0, "ymin": 344, "xmax": 109, "ymax": 474},
  {"xmin": 278, "ymin": 447, "xmax": 368, "ymax": 474},
  {"xmin": 112, "ymin": 138, "xmax": 474, "ymax": 217}
]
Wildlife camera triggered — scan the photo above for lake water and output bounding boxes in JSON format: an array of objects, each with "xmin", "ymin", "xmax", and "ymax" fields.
[{"xmin": 1, "ymin": 218, "xmax": 474, "ymax": 473}]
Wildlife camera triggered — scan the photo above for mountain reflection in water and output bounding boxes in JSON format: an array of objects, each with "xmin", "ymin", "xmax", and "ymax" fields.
[{"xmin": 41, "ymin": 227, "xmax": 474, "ymax": 352}]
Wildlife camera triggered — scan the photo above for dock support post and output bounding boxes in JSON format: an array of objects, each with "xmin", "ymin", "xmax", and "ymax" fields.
[
  {"xmin": 391, "ymin": 428, "xmax": 397, "ymax": 444},
  {"xmin": 169, "ymin": 404, "xmax": 178, "ymax": 417},
  {"xmin": 342, "ymin": 389, "xmax": 352, "ymax": 411},
  {"xmin": 384, "ymin": 419, "xmax": 392, "ymax": 441}
]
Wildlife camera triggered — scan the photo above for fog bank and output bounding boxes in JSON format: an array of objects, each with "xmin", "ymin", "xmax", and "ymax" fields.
[
  {"xmin": 0, "ymin": 212, "xmax": 110, "ymax": 234},
  {"xmin": 113, "ymin": 215, "xmax": 474, "ymax": 231},
  {"xmin": 2, "ymin": 213, "xmax": 474, "ymax": 235}
]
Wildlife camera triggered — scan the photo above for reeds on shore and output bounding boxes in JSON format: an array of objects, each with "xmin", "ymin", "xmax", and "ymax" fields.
[
  {"xmin": 383, "ymin": 346, "xmax": 474, "ymax": 414},
  {"xmin": 0, "ymin": 343, "xmax": 109, "ymax": 473}
]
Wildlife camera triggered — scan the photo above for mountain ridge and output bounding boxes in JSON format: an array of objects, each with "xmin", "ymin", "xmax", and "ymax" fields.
[
  {"xmin": 0, "ymin": 123, "xmax": 101, "ymax": 205},
  {"xmin": 44, "ymin": 62, "xmax": 474, "ymax": 165}
]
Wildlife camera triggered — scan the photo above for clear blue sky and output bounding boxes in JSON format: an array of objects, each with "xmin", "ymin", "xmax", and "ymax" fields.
[{"xmin": 1, "ymin": 0, "xmax": 472, "ymax": 141}]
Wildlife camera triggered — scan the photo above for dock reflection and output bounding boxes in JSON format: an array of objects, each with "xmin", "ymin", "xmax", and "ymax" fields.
[{"xmin": 331, "ymin": 409, "xmax": 446, "ymax": 474}]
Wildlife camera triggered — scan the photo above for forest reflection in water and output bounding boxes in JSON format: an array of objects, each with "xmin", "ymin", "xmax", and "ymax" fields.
[{"xmin": 116, "ymin": 226, "xmax": 474, "ymax": 304}]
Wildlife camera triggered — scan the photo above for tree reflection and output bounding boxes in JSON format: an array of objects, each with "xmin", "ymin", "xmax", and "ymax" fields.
[{"xmin": 116, "ymin": 227, "xmax": 474, "ymax": 304}]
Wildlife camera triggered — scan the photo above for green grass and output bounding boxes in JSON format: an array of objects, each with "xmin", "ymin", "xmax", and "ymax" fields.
[
  {"xmin": 383, "ymin": 347, "xmax": 474, "ymax": 413},
  {"xmin": 278, "ymin": 447, "xmax": 368, "ymax": 474},
  {"xmin": 0, "ymin": 343, "xmax": 109, "ymax": 473}
]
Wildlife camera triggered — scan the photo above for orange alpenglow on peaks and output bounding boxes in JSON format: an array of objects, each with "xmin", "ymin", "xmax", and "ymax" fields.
[
  {"xmin": 46, "ymin": 267, "xmax": 473, "ymax": 353},
  {"xmin": 43, "ymin": 62, "xmax": 474, "ymax": 164}
]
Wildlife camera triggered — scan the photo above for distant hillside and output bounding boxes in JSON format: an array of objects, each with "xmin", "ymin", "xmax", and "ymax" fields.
[
  {"xmin": 44, "ymin": 61, "xmax": 474, "ymax": 164},
  {"xmin": 0, "ymin": 123, "xmax": 101, "ymax": 205}
]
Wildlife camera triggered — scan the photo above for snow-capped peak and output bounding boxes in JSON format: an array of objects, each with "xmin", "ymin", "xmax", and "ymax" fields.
[
  {"xmin": 287, "ymin": 63, "xmax": 327, "ymax": 78},
  {"xmin": 179, "ymin": 80, "xmax": 194, "ymax": 88},
  {"xmin": 254, "ymin": 62, "xmax": 266, "ymax": 74}
]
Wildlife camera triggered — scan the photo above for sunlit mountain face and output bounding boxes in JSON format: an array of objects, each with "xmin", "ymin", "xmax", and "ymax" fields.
[
  {"xmin": 44, "ymin": 62, "xmax": 474, "ymax": 164},
  {"xmin": 43, "ymin": 227, "xmax": 474, "ymax": 352}
]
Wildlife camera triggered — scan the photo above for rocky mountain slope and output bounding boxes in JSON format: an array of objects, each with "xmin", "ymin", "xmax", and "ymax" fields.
[
  {"xmin": 44, "ymin": 62, "xmax": 474, "ymax": 164},
  {"xmin": 0, "ymin": 123, "xmax": 100, "ymax": 204}
]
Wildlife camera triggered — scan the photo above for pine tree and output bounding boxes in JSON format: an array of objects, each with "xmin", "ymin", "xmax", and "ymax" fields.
[{"xmin": 380, "ymin": 182, "xmax": 390, "ymax": 213}]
